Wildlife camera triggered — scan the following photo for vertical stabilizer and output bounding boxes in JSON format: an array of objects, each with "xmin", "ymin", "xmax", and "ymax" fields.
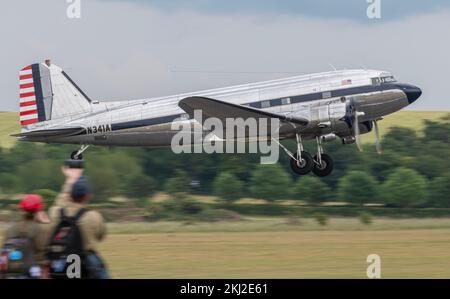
[{"xmin": 19, "ymin": 60, "xmax": 91, "ymax": 130}]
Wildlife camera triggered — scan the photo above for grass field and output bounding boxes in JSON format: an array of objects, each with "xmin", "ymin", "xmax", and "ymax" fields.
[
  {"xmin": 100, "ymin": 229, "xmax": 450, "ymax": 278},
  {"xmin": 2, "ymin": 217, "xmax": 450, "ymax": 278},
  {"xmin": 0, "ymin": 111, "xmax": 448, "ymax": 149},
  {"xmin": 0, "ymin": 112, "xmax": 19, "ymax": 149},
  {"xmin": 101, "ymin": 218, "xmax": 450, "ymax": 278}
]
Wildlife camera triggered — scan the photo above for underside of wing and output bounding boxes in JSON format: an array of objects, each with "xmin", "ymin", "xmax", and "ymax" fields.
[
  {"xmin": 11, "ymin": 127, "xmax": 85, "ymax": 138},
  {"xmin": 179, "ymin": 96, "xmax": 309, "ymax": 126}
]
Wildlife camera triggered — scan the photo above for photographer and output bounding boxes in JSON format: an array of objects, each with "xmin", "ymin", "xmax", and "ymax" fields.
[
  {"xmin": 1, "ymin": 195, "xmax": 50, "ymax": 279},
  {"xmin": 47, "ymin": 163, "xmax": 110, "ymax": 279}
]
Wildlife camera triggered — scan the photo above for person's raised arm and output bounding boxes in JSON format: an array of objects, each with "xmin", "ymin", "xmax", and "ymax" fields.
[{"xmin": 49, "ymin": 166, "xmax": 84, "ymax": 216}]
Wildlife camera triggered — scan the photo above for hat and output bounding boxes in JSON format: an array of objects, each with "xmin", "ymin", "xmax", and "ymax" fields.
[
  {"xmin": 19, "ymin": 194, "xmax": 43, "ymax": 213},
  {"xmin": 71, "ymin": 176, "xmax": 91, "ymax": 200}
]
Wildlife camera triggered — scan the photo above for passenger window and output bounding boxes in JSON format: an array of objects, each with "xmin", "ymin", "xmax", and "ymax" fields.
[
  {"xmin": 371, "ymin": 78, "xmax": 381, "ymax": 85},
  {"xmin": 322, "ymin": 91, "xmax": 331, "ymax": 99},
  {"xmin": 281, "ymin": 97, "xmax": 291, "ymax": 105},
  {"xmin": 261, "ymin": 101, "xmax": 270, "ymax": 108}
]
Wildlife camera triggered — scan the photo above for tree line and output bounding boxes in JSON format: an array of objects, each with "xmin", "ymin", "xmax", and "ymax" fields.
[{"xmin": 0, "ymin": 116, "xmax": 449, "ymax": 208}]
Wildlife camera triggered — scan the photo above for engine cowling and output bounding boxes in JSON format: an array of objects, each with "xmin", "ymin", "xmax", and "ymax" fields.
[{"xmin": 358, "ymin": 121, "xmax": 373, "ymax": 134}]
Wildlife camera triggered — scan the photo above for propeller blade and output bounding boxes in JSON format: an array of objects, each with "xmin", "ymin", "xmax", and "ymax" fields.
[
  {"xmin": 373, "ymin": 120, "xmax": 383, "ymax": 154},
  {"xmin": 354, "ymin": 111, "xmax": 363, "ymax": 152}
]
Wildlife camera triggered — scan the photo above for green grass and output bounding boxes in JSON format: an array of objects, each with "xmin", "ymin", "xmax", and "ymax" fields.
[
  {"xmin": 0, "ymin": 111, "xmax": 448, "ymax": 149},
  {"xmin": 104, "ymin": 217, "xmax": 450, "ymax": 234}
]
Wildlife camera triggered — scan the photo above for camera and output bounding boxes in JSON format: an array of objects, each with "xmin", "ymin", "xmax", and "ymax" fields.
[{"xmin": 64, "ymin": 159, "xmax": 84, "ymax": 169}]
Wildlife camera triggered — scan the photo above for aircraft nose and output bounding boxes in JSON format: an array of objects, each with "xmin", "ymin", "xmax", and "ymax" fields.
[{"xmin": 399, "ymin": 84, "xmax": 422, "ymax": 103}]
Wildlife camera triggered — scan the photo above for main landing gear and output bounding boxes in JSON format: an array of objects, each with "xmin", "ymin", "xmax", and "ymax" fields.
[
  {"xmin": 289, "ymin": 134, "xmax": 314, "ymax": 175},
  {"xmin": 70, "ymin": 144, "xmax": 90, "ymax": 160},
  {"xmin": 312, "ymin": 137, "xmax": 334, "ymax": 177},
  {"xmin": 278, "ymin": 134, "xmax": 334, "ymax": 177}
]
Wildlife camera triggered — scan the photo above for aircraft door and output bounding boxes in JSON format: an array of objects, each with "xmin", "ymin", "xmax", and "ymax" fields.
[
  {"xmin": 328, "ymin": 98, "xmax": 347, "ymax": 131},
  {"xmin": 318, "ymin": 103, "xmax": 329, "ymax": 123}
]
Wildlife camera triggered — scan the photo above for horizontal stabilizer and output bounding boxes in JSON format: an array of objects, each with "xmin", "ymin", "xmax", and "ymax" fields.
[
  {"xmin": 179, "ymin": 96, "xmax": 308, "ymax": 126},
  {"xmin": 11, "ymin": 127, "xmax": 84, "ymax": 138}
]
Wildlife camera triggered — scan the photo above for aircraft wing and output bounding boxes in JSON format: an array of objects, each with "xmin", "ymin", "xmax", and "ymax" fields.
[
  {"xmin": 11, "ymin": 127, "xmax": 85, "ymax": 138},
  {"xmin": 179, "ymin": 96, "xmax": 309, "ymax": 126}
]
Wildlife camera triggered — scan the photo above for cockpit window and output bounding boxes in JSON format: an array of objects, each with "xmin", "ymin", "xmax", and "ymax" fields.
[
  {"xmin": 372, "ymin": 76, "xmax": 396, "ymax": 85},
  {"xmin": 380, "ymin": 76, "xmax": 396, "ymax": 83}
]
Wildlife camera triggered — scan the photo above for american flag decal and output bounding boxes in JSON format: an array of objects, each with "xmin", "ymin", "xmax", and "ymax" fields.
[
  {"xmin": 341, "ymin": 79, "xmax": 352, "ymax": 86},
  {"xmin": 19, "ymin": 65, "xmax": 39, "ymax": 126}
]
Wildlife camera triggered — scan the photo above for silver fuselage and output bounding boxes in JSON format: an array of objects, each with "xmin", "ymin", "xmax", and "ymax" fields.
[{"xmin": 20, "ymin": 69, "xmax": 421, "ymax": 146}]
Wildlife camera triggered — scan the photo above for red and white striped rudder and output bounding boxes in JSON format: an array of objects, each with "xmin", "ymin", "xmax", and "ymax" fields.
[
  {"xmin": 18, "ymin": 61, "xmax": 92, "ymax": 130},
  {"xmin": 19, "ymin": 65, "xmax": 39, "ymax": 126}
]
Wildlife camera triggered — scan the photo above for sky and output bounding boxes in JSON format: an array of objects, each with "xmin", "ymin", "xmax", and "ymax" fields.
[{"xmin": 1, "ymin": 0, "xmax": 450, "ymax": 112}]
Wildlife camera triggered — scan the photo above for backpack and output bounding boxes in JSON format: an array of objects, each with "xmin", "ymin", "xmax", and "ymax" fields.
[
  {"xmin": 1, "ymin": 224, "xmax": 38, "ymax": 278},
  {"xmin": 47, "ymin": 208, "xmax": 87, "ymax": 279}
]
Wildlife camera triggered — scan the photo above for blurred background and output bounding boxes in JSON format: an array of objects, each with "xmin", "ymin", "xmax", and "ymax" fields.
[
  {"xmin": 1, "ymin": 111, "xmax": 449, "ymax": 278},
  {"xmin": 1, "ymin": 0, "xmax": 450, "ymax": 278}
]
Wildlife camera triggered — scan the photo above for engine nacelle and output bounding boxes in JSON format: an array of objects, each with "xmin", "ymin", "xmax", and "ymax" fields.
[{"xmin": 358, "ymin": 121, "xmax": 373, "ymax": 134}]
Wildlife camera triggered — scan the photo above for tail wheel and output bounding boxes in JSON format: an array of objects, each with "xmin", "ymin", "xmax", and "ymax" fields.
[
  {"xmin": 70, "ymin": 151, "xmax": 83, "ymax": 160},
  {"xmin": 290, "ymin": 151, "xmax": 314, "ymax": 175},
  {"xmin": 312, "ymin": 154, "xmax": 334, "ymax": 177}
]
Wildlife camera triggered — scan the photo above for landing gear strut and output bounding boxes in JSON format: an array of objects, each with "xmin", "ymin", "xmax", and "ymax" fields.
[
  {"xmin": 290, "ymin": 134, "xmax": 314, "ymax": 175},
  {"xmin": 276, "ymin": 134, "xmax": 314, "ymax": 175},
  {"xmin": 312, "ymin": 137, "xmax": 334, "ymax": 177},
  {"xmin": 70, "ymin": 144, "xmax": 90, "ymax": 160},
  {"xmin": 275, "ymin": 134, "xmax": 334, "ymax": 177}
]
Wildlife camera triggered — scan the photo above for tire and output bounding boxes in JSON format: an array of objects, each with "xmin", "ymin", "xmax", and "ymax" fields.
[
  {"xmin": 312, "ymin": 153, "xmax": 334, "ymax": 177},
  {"xmin": 71, "ymin": 151, "xmax": 83, "ymax": 160},
  {"xmin": 290, "ymin": 151, "xmax": 314, "ymax": 175}
]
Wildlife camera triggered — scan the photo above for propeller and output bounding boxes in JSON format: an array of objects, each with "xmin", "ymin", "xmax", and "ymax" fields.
[
  {"xmin": 345, "ymin": 97, "xmax": 364, "ymax": 152},
  {"xmin": 353, "ymin": 111, "xmax": 364, "ymax": 152},
  {"xmin": 373, "ymin": 120, "xmax": 383, "ymax": 154},
  {"xmin": 345, "ymin": 97, "xmax": 382, "ymax": 154},
  {"xmin": 354, "ymin": 116, "xmax": 384, "ymax": 154}
]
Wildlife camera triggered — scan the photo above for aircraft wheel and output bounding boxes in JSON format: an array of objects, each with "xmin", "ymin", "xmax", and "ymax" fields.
[
  {"xmin": 312, "ymin": 154, "xmax": 334, "ymax": 177},
  {"xmin": 70, "ymin": 151, "xmax": 83, "ymax": 160},
  {"xmin": 290, "ymin": 151, "xmax": 314, "ymax": 175}
]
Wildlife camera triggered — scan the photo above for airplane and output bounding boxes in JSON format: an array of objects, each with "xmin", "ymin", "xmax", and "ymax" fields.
[{"xmin": 13, "ymin": 60, "xmax": 422, "ymax": 177}]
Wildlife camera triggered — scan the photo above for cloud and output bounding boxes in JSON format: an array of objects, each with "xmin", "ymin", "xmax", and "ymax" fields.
[
  {"xmin": 0, "ymin": 0, "xmax": 449, "ymax": 112},
  {"xmin": 114, "ymin": 0, "xmax": 450, "ymax": 22}
]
